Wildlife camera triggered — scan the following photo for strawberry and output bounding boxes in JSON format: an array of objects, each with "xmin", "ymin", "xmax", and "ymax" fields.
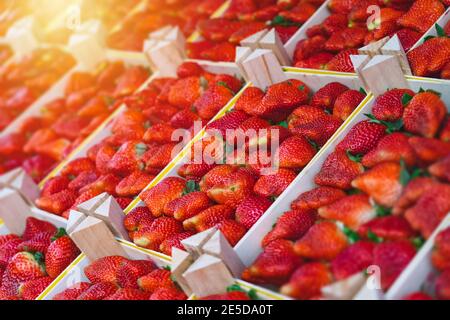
[
  {"xmin": 280, "ymin": 262, "xmax": 332, "ymax": 300},
  {"xmin": 217, "ymin": 220, "xmax": 247, "ymax": 246},
  {"xmin": 164, "ymin": 191, "xmax": 212, "ymax": 221},
  {"xmin": 200, "ymin": 41, "xmax": 237, "ymax": 62},
  {"xmin": 229, "ymin": 21, "xmax": 267, "ymax": 44},
  {"xmin": 95, "ymin": 144, "xmax": 117, "ymax": 174},
  {"xmin": 293, "ymin": 35, "xmax": 327, "ymax": 62},
  {"xmin": 287, "ymin": 105, "xmax": 327, "ymax": 129},
  {"xmin": 169, "ymin": 109, "xmax": 201, "ymax": 129},
  {"xmin": 326, "ymin": 49, "xmax": 359, "ymax": 72},
  {"xmin": 373, "ymin": 241, "xmax": 416, "ymax": 290},
  {"xmin": 107, "ymin": 142, "xmax": 148, "ymax": 177},
  {"xmin": 311, "ymin": 82, "xmax": 349, "ymax": 111},
  {"xmin": 242, "ymin": 239, "xmax": 301, "ymax": 285},
  {"xmin": 149, "ymin": 287, "xmax": 187, "ymax": 300},
  {"xmin": 409, "ymin": 137, "xmax": 450, "ymax": 163},
  {"xmin": 143, "ymin": 123, "xmax": 175, "ymax": 144},
  {"xmin": 176, "ymin": 62, "xmax": 204, "ymax": 78},
  {"xmin": 68, "ymin": 172, "xmax": 98, "ymax": 192},
  {"xmin": 253, "ymin": 169, "xmax": 297, "ymax": 198},
  {"xmin": 337, "ymin": 120, "xmax": 387, "ymax": 155},
  {"xmin": 183, "ymin": 205, "xmax": 235, "ymax": 232},
  {"xmin": 207, "ymin": 170, "xmax": 255, "ymax": 208},
  {"xmin": 407, "ymin": 37, "xmax": 450, "ymax": 77},
  {"xmin": 429, "ymin": 154, "xmax": 450, "ymax": 183},
  {"xmin": 227, "ymin": 116, "xmax": 270, "ymax": 147},
  {"xmin": 124, "ymin": 206, "xmax": 154, "ymax": 233},
  {"xmin": 278, "ymin": 136, "xmax": 316, "ymax": 169},
  {"xmin": 0, "ymin": 239, "xmax": 23, "ymax": 267},
  {"xmin": 328, "ymin": 0, "xmax": 359, "ymax": 14},
  {"xmin": 290, "ymin": 114, "xmax": 343, "ymax": 147},
  {"xmin": 333, "ymin": 90, "xmax": 365, "ymax": 121},
  {"xmin": 140, "ymin": 177, "xmax": 187, "ymax": 217},
  {"xmin": 403, "ymin": 92, "xmax": 446, "ymax": 138},
  {"xmin": 435, "ymin": 269, "xmax": 450, "ymax": 300},
  {"xmin": 294, "ymin": 52, "xmax": 334, "ymax": 69},
  {"xmin": 206, "ymin": 110, "xmax": 250, "ymax": 137},
  {"xmin": 262, "ymin": 209, "xmax": 317, "ymax": 247},
  {"xmin": 45, "ymin": 229, "xmax": 80, "ymax": 278},
  {"xmin": 396, "ymin": 28, "xmax": 422, "ymax": 52},
  {"xmin": 195, "ymin": 84, "xmax": 235, "ymax": 121},
  {"xmin": 177, "ymin": 163, "xmax": 217, "ymax": 181},
  {"xmin": 0, "ymin": 235, "xmax": 20, "ymax": 246},
  {"xmin": 23, "ymin": 217, "xmax": 57, "ymax": 241},
  {"xmin": 332, "ymin": 241, "xmax": 376, "ymax": 281},
  {"xmin": 234, "ymin": 87, "xmax": 265, "ymax": 115},
  {"xmin": 352, "ymin": 162, "xmax": 403, "ymax": 208},
  {"xmin": 431, "ymin": 227, "xmax": 450, "ymax": 271},
  {"xmin": 319, "ymin": 194, "xmax": 376, "ymax": 229},
  {"xmin": 133, "ymin": 217, "xmax": 183, "ymax": 250},
  {"xmin": 197, "ymin": 18, "xmax": 243, "ymax": 42},
  {"xmin": 405, "ymin": 184, "xmax": 450, "ymax": 238},
  {"xmin": 358, "ymin": 216, "xmax": 416, "ymax": 242},
  {"xmin": 144, "ymin": 143, "xmax": 177, "ymax": 169},
  {"xmin": 60, "ymin": 158, "xmax": 95, "ymax": 177},
  {"xmin": 77, "ymin": 282, "xmax": 118, "ymax": 300},
  {"xmin": 235, "ymin": 195, "xmax": 273, "ymax": 230},
  {"xmin": 168, "ymin": 76, "xmax": 205, "ymax": 109},
  {"xmin": 315, "ymin": 150, "xmax": 364, "ymax": 190},
  {"xmin": 393, "ymin": 177, "xmax": 440, "ymax": 215},
  {"xmin": 200, "ymin": 165, "xmax": 237, "ymax": 192},
  {"xmin": 200, "ymin": 291, "xmax": 251, "ymax": 300},
  {"xmin": 137, "ymin": 269, "xmax": 176, "ymax": 293},
  {"xmin": 105, "ymin": 288, "xmax": 151, "ymax": 300},
  {"xmin": 78, "ymin": 174, "xmax": 120, "ymax": 196},
  {"xmin": 160, "ymin": 232, "xmax": 195, "ymax": 256},
  {"xmin": 441, "ymin": 118, "xmax": 450, "ymax": 142},
  {"xmin": 17, "ymin": 232, "xmax": 53, "ymax": 254},
  {"xmin": 35, "ymin": 189, "xmax": 78, "ymax": 216},
  {"xmin": 402, "ymin": 292, "xmax": 434, "ymax": 300},
  {"xmin": 442, "ymin": 61, "xmax": 450, "ymax": 79},
  {"xmin": 19, "ymin": 277, "xmax": 53, "ymax": 300},
  {"xmin": 84, "ymin": 256, "xmax": 127, "ymax": 284},
  {"xmin": 291, "ymin": 187, "xmax": 346, "ymax": 211},
  {"xmin": 324, "ymin": 27, "xmax": 367, "ymax": 52},
  {"xmin": 6, "ymin": 252, "xmax": 46, "ymax": 282},
  {"xmin": 397, "ymin": 0, "xmax": 445, "ymax": 33},
  {"xmin": 362, "ymin": 133, "xmax": 416, "ymax": 168},
  {"xmin": 116, "ymin": 171, "xmax": 154, "ymax": 197},
  {"xmin": 116, "ymin": 259, "xmax": 155, "ymax": 289},
  {"xmin": 52, "ymin": 282, "xmax": 91, "ymax": 300},
  {"xmin": 294, "ymin": 221, "xmax": 349, "ymax": 260}
]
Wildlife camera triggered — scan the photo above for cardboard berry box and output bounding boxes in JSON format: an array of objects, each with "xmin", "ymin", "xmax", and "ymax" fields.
[{"xmin": 232, "ymin": 77, "xmax": 450, "ymax": 300}]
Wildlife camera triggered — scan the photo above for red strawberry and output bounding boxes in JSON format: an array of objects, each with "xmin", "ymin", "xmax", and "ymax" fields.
[
  {"xmin": 144, "ymin": 142, "xmax": 177, "ymax": 169},
  {"xmin": 140, "ymin": 177, "xmax": 187, "ymax": 217},
  {"xmin": 115, "ymin": 171, "xmax": 154, "ymax": 197},
  {"xmin": 0, "ymin": 234, "xmax": 20, "ymax": 246},
  {"xmin": 280, "ymin": 262, "xmax": 332, "ymax": 300},
  {"xmin": 358, "ymin": 216, "xmax": 416, "ymax": 242},
  {"xmin": 262, "ymin": 209, "xmax": 317, "ymax": 247},
  {"xmin": 207, "ymin": 170, "xmax": 255, "ymax": 208},
  {"xmin": 60, "ymin": 158, "xmax": 95, "ymax": 177},
  {"xmin": 105, "ymin": 288, "xmax": 151, "ymax": 300},
  {"xmin": 133, "ymin": 217, "xmax": 183, "ymax": 251},
  {"xmin": 143, "ymin": 123, "xmax": 175, "ymax": 144},
  {"xmin": 242, "ymin": 239, "xmax": 301, "ymax": 286},
  {"xmin": 278, "ymin": 136, "xmax": 316, "ymax": 169},
  {"xmin": 431, "ymin": 227, "xmax": 450, "ymax": 271},
  {"xmin": 168, "ymin": 77, "xmax": 205, "ymax": 109},
  {"xmin": 198, "ymin": 18, "xmax": 243, "ymax": 42},
  {"xmin": 107, "ymin": 142, "xmax": 148, "ymax": 177},
  {"xmin": 396, "ymin": 29, "xmax": 422, "ymax": 52},
  {"xmin": 338, "ymin": 120, "xmax": 387, "ymax": 155},
  {"xmin": 440, "ymin": 118, "xmax": 450, "ymax": 142},
  {"xmin": 149, "ymin": 287, "xmax": 187, "ymax": 300},
  {"xmin": 176, "ymin": 62, "xmax": 204, "ymax": 78},
  {"xmin": 116, "ymin": 259, "xmax": 155, "ymax": 289},
  {"xmin": 290, "ymin": 114, "xmax": 343, "ymax": 147},
  {"xmin": 235, "ymin": 195, "xmax": 272, "ymax": 230},
  {"xmin": 326, "ymin": 49, "xmax": 359, "ymax": 72},
  {"xmin": 294, "ymin": 52, "xmax": 334, "ymax": 69},
  {"xmin": 68, "ymin": 172, "xmax": 98, "ymax": 192},
  {"xmin": 373, "ymin": 241, "xmax": 416, "ymax": 290},
  {"xmin": 393, "ymin": 177, "xmax": 440, "ymax": 215},
  {"xmin": 397, "ymin": 0, "xmax": 445, "ymax": 33},
  {"xmin": 294, "ymin": 221, "xmax": 349, "ymax": 260},
  {"xmin": 328, "ymin": 0, "xmax": 359, "ymax": 14},
  {"xmin": 6, "ymin": 252, "xmax": 46, "ymax": 282},
  {"xmin": 164, "ymin": 191, "xmax": 212, "ymax": 221},
  {"xmin": 200, "ymin": 41, "xmax": 236, "ymax": 62},
  {"xmin": 324, "ymin": 27, "xmax": 367, "ymax": 52},
  {"xmin": 409, "ymin": 137, "xmax": 450, "ymax": 163},
  {"xmin": 200, "ymin": 291, "xmax": 250, "ymax": 300},
  {"xmin": 293, "ymin": 36, "xmax": 327, "ymax": 62},
  {"xmin": 315, "ymin": 150, "xmax": 364, "ymax": 189},
  {"xmin": 52, "ymin": 282, "xmax": 91, "ymax": 300},
  {"xmin": 253, "ymin": 169, "xmax": 297, "ymax": 198},
  {"xmin": 352, "ymin": 162, "xmax": 403, "ymax": 207},
  {"xmin": 227, "ymin": 116, "xmax": 270, "ymax": 148},
  {"xmin": 160, "ymin": 232, "xmax": 195, "ymax": 256},
  {"xmin": 22, "ymin": 217, "xmax": 57, "ymax": 241},
  {"xmin": 77, "ymin": 282, "xmax": 118, "ymax": 300},
  {"xmin": 217, "ymin": 220, "xmax": 247, "ymax": 246},
  {"xmin": 402, "ymin": 292, "xmax": 433, "ymax": 300},
  {"xmin": 403, "ymin": 92, "xmax": 446, "ymax": 138},
  {"xmin": 200, "ymin": 165, "xmax": 237, "ymax": 192},
  {"xmin": 137, "ymin": 269, "xmax": 176, "ymax": 293},
  {"xmin": 17, "ymin": 232, "xmax": 53, "ymax": 254},
  {"xmin": 435, "ymin": 269, "xmax": 450, "ymax": 300},
  {"xmin": 331, "ymin": 241, "xmax": 376, "ymax": 281},
  {"xmin": 429, "ymin": 154, "xmax": 450, "ymax": 183},
  {"xmin": 124, "ymin": 206, "xmax": 154, "ymax": 233},
  {"xmin": 84, "ymin": 256, "xmax": 127, "ymax": 284},
  {"xmin": 442, "ymin": 61, "xmax": 450, "ymax": 79},
  {"xmin": 206, "ymin": 110, "xmax": 250, "ymax": 137},
  {"xmin": 45, "ymin": 231, "xmax": 80, "ymax": 278},
  {"xmin": 407, "ymin": 37, "xmax": 450, "ymax": 77},
  {"xmin": 95, "ymin": 144, "xmax": 117, "ymax": 174},
  {"xmin": 19, "ymin": 277, "xmax": 53, "ymax": 300},
  {"xmin": 362, "ymin": 133, "xmax": 416, "ymax": 168},
  {"xmin": 287, "ymin": 105, "xmax": 327, "ymax": 129},
  {"xmin": 41, "ymin": 176, "xmax": 71, "ymax": 197},
  {"xmin": 0, "ymin": 239, "xmax": 22, "ymax": 267},
  {"xmin": 36, "ymin": 189, "xmax": 79, "ymax": 216},
  {"xmin": 311, "ymin": 82, "xmax": 349, "ymax": 111},
  {"xmin": 234, "ymin": 87, "xmax": 265, "ymax": 115},
  {"xmin": 183, "ymin": 205, "xmax": 235, "ymax": 232},
  {"xmin": 319, "ymin": 194, "xmax": 376, "ymax": 229},
  {"xmin": 322, "ymin": 13, "xmax": 349, "ymax": 34},
  {"xmin": 333, "ymin": 90, "xmax": 365, "ymax": 121},
  {"xmin": 229, "ymin": 21, "xmax": 267, "ymax": 44},
  {"xmin": 195, "ymin": 84, "xmax": 235, "ymax": 120},
  {"xmin": 291, "ymin": 187, "xmax": 346, "ymax": 211}
]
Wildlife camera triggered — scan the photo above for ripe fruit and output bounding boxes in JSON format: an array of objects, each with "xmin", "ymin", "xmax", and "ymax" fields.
[
  {"xmin": 52, "ymin": 282, "xmax": 91, "ymax": 300},
  {"xmin": 409, "ymin": 137, "xmax": 450, "ymax": 163},
  {"xmin": 278, "ymin": 136, "xmax": 316, "ymax": 169},
  {"xmin": 84, "ymin": 256, "xmax": 127, "ymax": 284},
  {"xmin": 160, "ymin": 232, "xmax": 195, "ymax": 256},
  {"xmin": 337, "ymin": 120, "xmax": 387, "ymax": 155},
  {"xmin": 200, "ymin": 165, "xmax": 237, "ymax": 192},
  {"xmin": 137, "ymin": 269, "xmax": 176, "ymax": 293},
  {"xmin": 41, "ymin": 176, "xmax": 71, "ymax": 197},
  {"xmin": 311, "ymin": 82, "xmax": 349, "ymax": 111},
  {"xmin": 407, "ymin": 37, "xmax": 450, "ymax": 77},
  {"xmin": 326, "ymin": 49, "xmax": 358, "ymax": 72},
  {"xmin": 164, "ymin": 191, "xmax": 212, "ymax": 221},
  {"xmin": 60, "ymin": 158, "xmax": 95, "ymax": 177},
  {"xmin": 396, "ymin": 29, "xmax": 422, "ymax": 52},
  {"xmin": 397, "ymin": 0, "xmax": 445, "ymax": 33},
  {"xmin": 23, "ymin": 217, "xmax": 57, "ymax": 241},
  {"xmin": 206, "ymin": 110, "xmax": 250, "ymax": 137},
  {"xmin": 331, "ymin": 241, "xmax": 375, "ymax": 281},
  {"xmin": 105, "ymin": 288, "xmax": 151, "ymax": 300},
  {"xmin": 358, "ymin": 216, "xmax": 416, "ymax": 242},
  {"xmin": 183, "ymin": 205, "xmax": 235, "ymax": 232},
  {"xmin": 176, "ymin": 62, "xmax": 204, "ymax": 78},
  {"xmin": 195, "ymin": 84, "xmax": 234, "ymax": 120},
  {"xmin": 333, "ymin": 90, "xmax": 365, "ymax": 121},
  {"xmin": 234, "ymin": 87, "xmax": 265, "ymax": 115},
  {"xmin": 217, "ymin": 220, "xmax": 247, "ymax": 246},
  {"xmin": 149, "ymin": 287, "xmax": 187, "ymax": 300},
  {"xmin": 17, "ymin": 232, "xmax": 53, "ymax": 254},
  {"xmin": 133, "ymin": 217, "xmax": 183, "ymax": 251},
  {"xmin": 36, "ymin": 189, "xmax": 79, "ymax": 216},
  {"xmin": 45, "ymin": 230, "xmax": 80, "ymax": 278},
  {"xmin": 235, "ymin": 195, "xmax": 273, "ymax": 230},
  {"xmin": 253, "ymin": 169, "xmax": 297, "ymax": 198},
  {"xmin": 77, "ymin": 282, "xmax": 118, "ymax": 300},
  {"xmin": 291, "ymin": 187, "xmax": 346, "ymax": 211},
  {"xmin": 429, "ymin": 155, "xmax": 450, "ymax": 183},
  {"xmin": 107, "ymin": 142, "xmax": 148, "ymax": 176},
  {"xmin": 6, "ymin": 252, "xmax": 46, "ymax": 282},
  {"xmin": 207, "ymin": 170, "xmax": 255, "ymax": 208},
  {"xmin": 19, "ymin": 277, "xmax": 53, "ymax": 300},
  {"xmin": 435, "ymin": 269, "xmax": 450, "ymax": 300},
  {"xmin": 372, "ymin": 89, "xmax": 415, "ymax": 122},
  {"xmin": 124, "ymin": 207, "xmax": 153, "ymax": 232}
]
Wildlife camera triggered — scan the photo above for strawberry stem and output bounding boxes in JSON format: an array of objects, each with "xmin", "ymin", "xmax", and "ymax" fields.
[
  {"xmin": 342, "ymin": 226, "xmax": 360, "ymax": 244},
  {"xmin": 182, "ymin": 180, "xmax": 200, "ymax": 195},
  {"xmin": 367, "ymin": 230, "xmax": 383, "ymax": 244},
  {"xmin": 51, "ymin": 228, "xmax": 67, "ymax": 242}
]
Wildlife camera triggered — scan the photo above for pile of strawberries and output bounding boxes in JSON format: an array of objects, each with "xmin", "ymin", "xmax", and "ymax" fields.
[
  {"xmin": 187, "ymin": 0, "xmax": 325, "ymax": 62},
  {"xmin": 0, "ymin": 48, "xmax": 75, "ymax": 131},
  {"xmin": 107, "ymin": 0, "xmax": 225, "ymax": 51},
  {"xmin": 0, "ymin": 217, "xmax": 80, "ymax": 300},
  {"xmin": 124, "ymin": 80, "xmax": 366, "ymax": 255},
  {"xmin": 402, "ymin": 226, "xmax": 450, "ymax": 300},
  {"xmin": 242, "ymin": 88, "xmax": 450, "ymax": 299},
  {"xmin": 0, "ymin": 62, "xmax": 150, "ymax": 182},
  {"xmin": 293, "ymin": 0, "xmax": 448, "ymax": 72},
  {"xmin": 34, "ymin": 62, "xmax": 242, "ymax": 219},
  {"xmin": 52, "ymin": 256, "xmax": 187, "ymax": 300},
  {"xmin": 0, "ymin": 44, "xmax": 12, "ymax": 66},
  {"xmin": 407, "ymin": 21, "xmax": 450, "ymax": 79}
]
